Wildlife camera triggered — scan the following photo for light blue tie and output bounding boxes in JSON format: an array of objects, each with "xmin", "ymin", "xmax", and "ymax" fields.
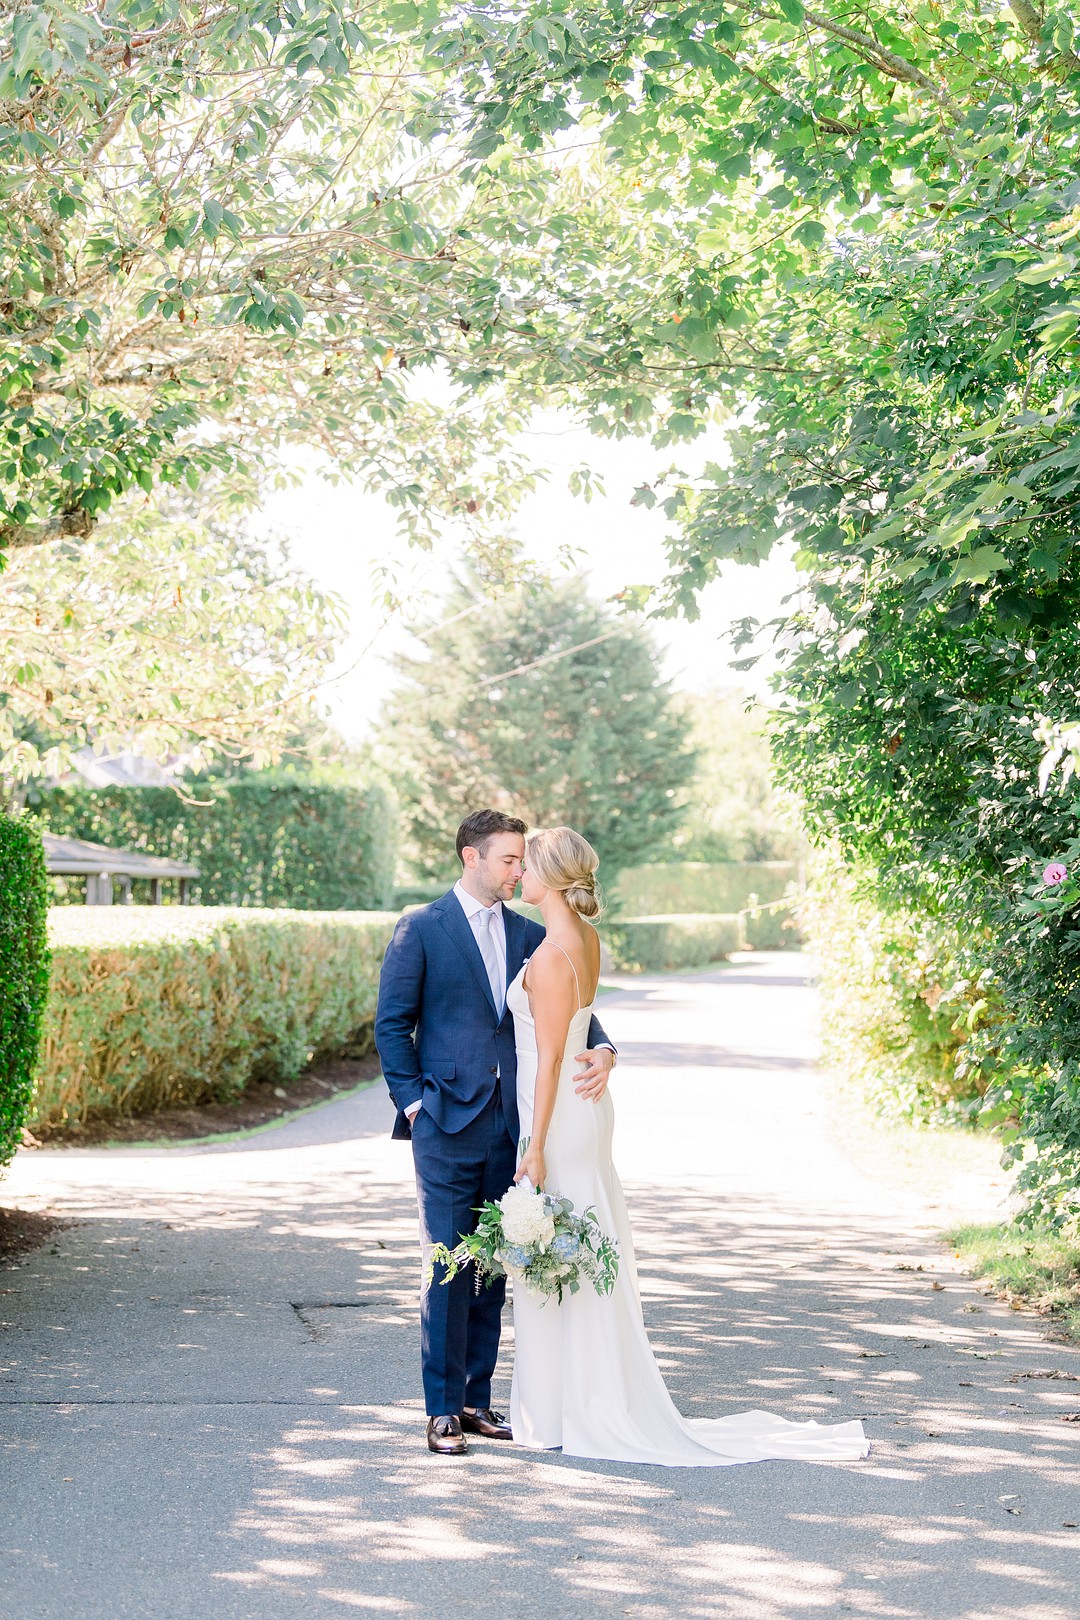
[{"xmin": 476, "ymin": 906, "xmax": 504, "ymax": 1015}]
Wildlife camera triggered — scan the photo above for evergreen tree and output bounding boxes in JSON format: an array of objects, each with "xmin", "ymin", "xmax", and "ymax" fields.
[
  {"xmin": 380, "ymin": 578, "xmax": 695, "ymax": 888},
  {"xmin": 675, "ymin": 690, "xmax": 803, "ymax": 865}
]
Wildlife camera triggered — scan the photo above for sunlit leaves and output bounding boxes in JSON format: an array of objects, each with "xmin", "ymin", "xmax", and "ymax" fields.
[
  {"xmin": 0, "ymin": 0, "xmax": 663, "ymax": 559},
  {"xmin": 0, "ymin": 496, "xmax": 345, "ymax": 782}
]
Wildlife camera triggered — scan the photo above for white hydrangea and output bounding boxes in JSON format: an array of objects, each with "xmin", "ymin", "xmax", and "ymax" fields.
[{"xmin": 498, "ymin": 1182, "xmax": 556, "ymax": 1247}]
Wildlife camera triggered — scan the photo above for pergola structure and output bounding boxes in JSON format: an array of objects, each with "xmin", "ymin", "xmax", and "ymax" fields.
[{"xmin": 42, "ymin": 833, "xmax": 200, "ymax": 906}]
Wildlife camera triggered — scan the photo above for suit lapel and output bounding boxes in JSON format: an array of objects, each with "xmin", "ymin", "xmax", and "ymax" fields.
[{"xmin": 433, "ymin": 891, "xmax": 499, "ymax": 1017}]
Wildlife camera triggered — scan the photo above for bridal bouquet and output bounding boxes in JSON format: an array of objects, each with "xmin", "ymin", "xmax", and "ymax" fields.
[{"xmin": 427, "ymin": 1180, "xmax": 619, "ymax": 1304}]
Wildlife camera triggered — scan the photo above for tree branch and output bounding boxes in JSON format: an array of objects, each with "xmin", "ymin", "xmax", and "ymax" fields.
[
  {"xmin": 1007, "ymin": 0, "xmax": 1044, "ymax": 45},
  {"xmin": 82, "ymin": 101, "xmax": 130, "ymax": 175},
  {"xmin": 1006, "ymin": 0, "xmax": 1080, "ymax": 72},
  {"xmin": 0, "ymin": 509, "xmax": 95, "ymax": 552},
  {"xmin": 734, "ymin": 2, "xmax": 961, "ymax": 116}
]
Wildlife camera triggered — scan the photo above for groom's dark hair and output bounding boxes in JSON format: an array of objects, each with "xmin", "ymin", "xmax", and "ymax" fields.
[{"xmin": 456, "ymin": 808, "xmax": 528, "ymax": 864}]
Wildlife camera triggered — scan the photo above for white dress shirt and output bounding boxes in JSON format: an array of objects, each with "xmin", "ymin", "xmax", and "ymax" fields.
[
  {"xmin": 452, "ymin": 880, "xmax": 508, "ymax": 1003},
  {"xmin": 404, "ymin": 883, "xmax": 507, "ymax": 1122}
]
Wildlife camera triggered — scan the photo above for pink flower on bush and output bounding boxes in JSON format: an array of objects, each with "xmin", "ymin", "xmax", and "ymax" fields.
[{"xmin": 1042, "ymin": 862, "xmax": 1068, "ymax": 887}]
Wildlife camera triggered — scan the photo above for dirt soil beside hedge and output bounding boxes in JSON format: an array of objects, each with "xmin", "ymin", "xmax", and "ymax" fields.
[
  {"xmin": 29, "ymin": 1052, "xmax": 384, "ymax": 1149},
  {"xmin": 0, "ymin": 1206, "xmax": 65, "ymax": 1265}
]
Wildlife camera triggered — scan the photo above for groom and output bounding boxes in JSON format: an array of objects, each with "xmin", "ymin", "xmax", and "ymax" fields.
[{"xmin": 374, "ymin": 808, "xmax": 616, "ymax": 1455}]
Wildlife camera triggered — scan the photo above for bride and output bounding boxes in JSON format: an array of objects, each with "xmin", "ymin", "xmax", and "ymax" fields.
[{"xmin": 507, "ymin": 825, "xmax": 870, "ymax": 1467}]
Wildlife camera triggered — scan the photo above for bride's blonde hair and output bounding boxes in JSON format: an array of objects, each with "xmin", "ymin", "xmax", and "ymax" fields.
[{"xmin": 526, "ymin": 826, "xmax": 603, "ymax": 920}]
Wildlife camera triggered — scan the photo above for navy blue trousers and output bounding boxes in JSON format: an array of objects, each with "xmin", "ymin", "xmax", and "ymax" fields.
[{"xmin": 410, "ymin": 1088, "xmax": 516, "ymax": 1416}]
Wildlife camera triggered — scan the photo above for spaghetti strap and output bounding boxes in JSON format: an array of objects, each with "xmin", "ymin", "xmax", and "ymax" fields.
[
  {"xmin": 549, "ymin": 941, "xmax": 583, "ymax": 1013},
  {"xmin": 521, "ymin": 940, "xmax": 594, "ymax": 1011}
]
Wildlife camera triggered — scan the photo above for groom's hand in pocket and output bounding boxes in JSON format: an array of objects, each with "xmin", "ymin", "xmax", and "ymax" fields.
[{"xmin": 573, "ymin": 1046, "xmax": 615, "ymax": 1102}]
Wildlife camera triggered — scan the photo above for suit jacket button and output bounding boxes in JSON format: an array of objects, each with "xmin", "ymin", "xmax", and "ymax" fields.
[{"xmin": 489, "ymin": 1066, "xmax": 498, "ymax": 1074}]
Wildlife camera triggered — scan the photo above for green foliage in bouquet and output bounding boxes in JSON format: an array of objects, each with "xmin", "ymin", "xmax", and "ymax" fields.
[{"xmin": 427, "ymin": 1181, "xmax": 619, "ymax": 1305}]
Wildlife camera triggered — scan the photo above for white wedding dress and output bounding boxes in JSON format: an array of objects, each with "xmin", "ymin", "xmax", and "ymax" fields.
[{"xmin": 506, "ymin": 953, "xmax": 870, "ymax": 1467}]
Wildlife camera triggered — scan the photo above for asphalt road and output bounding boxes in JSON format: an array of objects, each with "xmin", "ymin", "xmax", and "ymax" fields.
[{"xmin": 2, "ymin": 953, "xmax": 1078, "ymax": 1620}]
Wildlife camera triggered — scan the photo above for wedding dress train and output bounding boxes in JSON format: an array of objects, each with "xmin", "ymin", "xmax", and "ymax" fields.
[{"xmin": 506, "ymin": 959, "xmax": 871, "ymax": 1467}]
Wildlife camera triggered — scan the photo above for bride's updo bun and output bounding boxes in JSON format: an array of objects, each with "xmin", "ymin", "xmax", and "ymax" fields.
[{"xmin": 526, "ymin": 826, "xmax": 604, "ymax": 920}]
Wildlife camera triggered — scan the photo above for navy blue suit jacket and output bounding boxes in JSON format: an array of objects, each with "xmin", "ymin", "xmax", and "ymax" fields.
[{"xmin": 374, "ymin": 890, "xmax": 613, "ymax": 1144}]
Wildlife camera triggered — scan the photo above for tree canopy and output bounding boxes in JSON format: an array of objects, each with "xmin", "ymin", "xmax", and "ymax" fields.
[
  {"xmin": 0, "ymin": 494, "xmax": 343, "ymax": 784},
  {"xmin": 1, "ymin": 0, "xmax": 670, "ymax": 784},
  {"xmin": 0, "ymin": 0, "xmax": 653, "ymax": 562},
  {"xmin": 409, "ymin": 2, "xmax": 1080, "ymax": 594},
  {"xmin": 8, "ymin": 0, "xmax": 1079, "ymax": 581},
  {"xmin": 379, "ymin": 575, "xmax": 695, "ymax": 884}
]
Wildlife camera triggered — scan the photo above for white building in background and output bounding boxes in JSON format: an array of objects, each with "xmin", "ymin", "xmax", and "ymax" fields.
[{"xmin": 64, "ymin": 747, "xmax": 176, "ymax": 789}]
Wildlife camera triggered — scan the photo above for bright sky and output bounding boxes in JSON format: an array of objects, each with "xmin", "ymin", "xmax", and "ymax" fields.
[{"xmin": 264, "ymin": 417, "xmax": 800, "ymax": 741}]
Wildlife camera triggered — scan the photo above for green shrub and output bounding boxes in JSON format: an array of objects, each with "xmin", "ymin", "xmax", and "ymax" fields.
[
  {"xmin": 613, "ymin": 861, "xmax": 799, "ymax": 918},
  {"xmin": 37, "ymin": 907, "xmax": 396, "ymax": 1130},
  {"xmin": 31, "ymin": 777, "xmax": 398, "ymax": 910},
  {"xmin": 802, "ymin": 856, "xmax": 1001, "ymax": 1125},
  {"xmin": 0, "ymin": 818, "xmax": 50, "ymax": 1168},
  {"xmin": 605, "ymin": 914, "xmax": 741, "ymax": 973}
]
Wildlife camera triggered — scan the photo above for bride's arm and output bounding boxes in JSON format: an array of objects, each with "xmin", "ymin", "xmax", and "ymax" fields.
[{"xmin": 514, "ymin": 948, "xmax": 577, "ymax": 1190}]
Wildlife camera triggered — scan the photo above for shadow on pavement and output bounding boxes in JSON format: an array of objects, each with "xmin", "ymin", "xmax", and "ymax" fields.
[
  {"xmin": 5, "ymin": 1161, "xmax": 1077, "ymax": 1619},
  {"xmin": 3, "ymin": 952, "xmax": 1077, "ymax": 1619},
  {"xmin": 201, "ymin": 1174, "xmax": 1079, "ymax": 1619}
]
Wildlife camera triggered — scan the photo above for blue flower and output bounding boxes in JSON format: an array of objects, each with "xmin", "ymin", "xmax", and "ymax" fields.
[
  {"xmin": 552, "ymin": 1233, "xmax": 580, "ymax": 1260},
  {"xmin": 505, "ymin": 1244, "xmax": 531, "ymax": 1269}
]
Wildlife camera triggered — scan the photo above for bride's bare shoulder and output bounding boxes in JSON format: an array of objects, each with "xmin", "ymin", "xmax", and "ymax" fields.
[
  {"xmin": 525, "ymin": 939, "xmax": 571, "ymax": 973},
  {"xmin": 522, "ymin": 939, "xmax": 578, "ymax": 991}
]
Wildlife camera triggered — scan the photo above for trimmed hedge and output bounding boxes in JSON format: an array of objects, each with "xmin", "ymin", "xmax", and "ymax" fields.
[
  {"xmin": 605, "ymin": 914, "xmax": 741, "ymax": 973},
  {"xmin": 31, "ymin": 778, "xmax": 397, "ymax": 910},
  {"xmin": 742, "ymin": 900, "xmax": 803, "ymax": 950},
  {"xmin": 393, "ymin": 881, "xmax": 449, "ymax": 910},
  {"xmin": 37, "ymin": 907, "xmax": 396, "ymax": 1131},
  {"xmin": 0, "ymin": 818, "xmax": 50, "ymax": 1167},
  {"xmin": 613, "ymin": 860, "xmax": 799, "ymax": 917}
]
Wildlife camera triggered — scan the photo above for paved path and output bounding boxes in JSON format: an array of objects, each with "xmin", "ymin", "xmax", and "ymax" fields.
[{"xmin": 2, "ymin": 954, "xmax": 1078, "ymax": 1620}]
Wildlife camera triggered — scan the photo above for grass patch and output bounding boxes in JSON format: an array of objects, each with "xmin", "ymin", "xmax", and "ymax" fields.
[{"xmin": 944, "ymin": 1222, "xmax": 1080, "ymax": 1341}]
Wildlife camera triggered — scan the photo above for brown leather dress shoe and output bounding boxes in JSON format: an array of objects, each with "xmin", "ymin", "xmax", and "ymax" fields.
[
  {"xmin": 427, "ymin": 1414, "xmax": 468, "ymax": 1455},
  {"xmin": 460, "ymin": 1407, "xmax": 513, "ymax": 1440}
]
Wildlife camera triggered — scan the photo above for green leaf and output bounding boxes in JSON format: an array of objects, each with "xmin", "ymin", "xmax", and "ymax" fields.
[
  {"xmin": 949, "ymin": 546, "xmax": 1011, "ymax": 585},
  {"xmin": 1015, "ymin": 256, "xmax": 1074, "ymax": 285},
  {"xmin": 794, "ymin": 219, "xmax": 826, "ymax": 248}
]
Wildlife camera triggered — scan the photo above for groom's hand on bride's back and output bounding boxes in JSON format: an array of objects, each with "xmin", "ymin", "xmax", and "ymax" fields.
[{"xmin": 573, "ymin": 1046, "xmax": 615, "ymax": 1102}]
